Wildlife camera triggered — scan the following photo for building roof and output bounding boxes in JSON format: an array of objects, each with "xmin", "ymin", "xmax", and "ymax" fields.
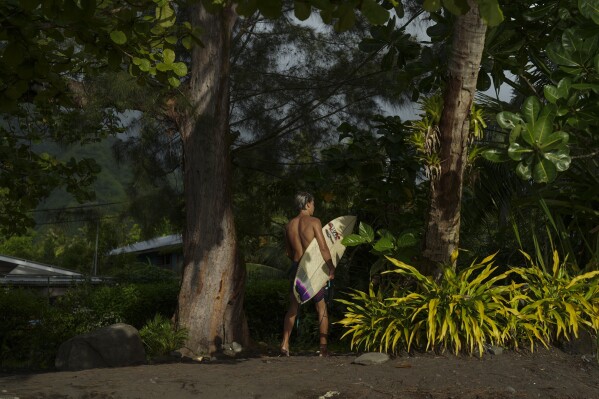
[
  {"xmin": 107, "ymin": 234, "xmax": 183, "ymax": 256},
  {"xmin": 0, "ymin": 254, "xmax": 104, "ymax": 286}
]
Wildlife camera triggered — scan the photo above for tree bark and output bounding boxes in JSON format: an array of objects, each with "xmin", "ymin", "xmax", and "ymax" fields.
[
  {"xmin": 175, "ymin": 2, "xmax": 249, "ymax": 356},
  {"xmin": 421, "ymin": 1, "xmax": 487, "ymax": 269}
]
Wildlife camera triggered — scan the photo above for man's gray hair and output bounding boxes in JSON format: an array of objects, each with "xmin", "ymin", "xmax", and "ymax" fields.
[{"xmin": 294, "ymin": 191, "xmax": 314, "ymax": 211}]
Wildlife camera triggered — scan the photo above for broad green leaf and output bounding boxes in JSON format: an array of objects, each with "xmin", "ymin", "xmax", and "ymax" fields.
[
  {"xmin": 138, "ymin": 58, "xmax": 151, "ymax": 72},
  {"xmin": 165, "ymin": 36, "xmax": 177, "ymax": 45},
  {"xmin": 156, "ymin": 62, "xmax": 171, "ymax": 72},
  {"xmin": 571, "ymin": 83, "xmax": 599, "ymax": 90},
  {"xmin": 342, "ymin": 234, "xmax": 367, "ymax": 246},
  {"xmin": 543, "ymin": 149, "xmax": 571, "ymax": 172},
  {"xmin": 359, "ymin": 222, "xmax": 375, "ymax": 242},
  {"xmin": 236, "ymin": 0, "xmax": 258, "ymax": 16},
  {"xmin": 579, "ymin": 0, "xmax": 599, "ymax": 24},
  {"xmin": 509, "ymin": 124, "xmax": 522, "ymax": 144},
  {"xmin": 258, "ymin": 0, "xmax": 283, "ymax": 18},
  {"xmin": 546, "ymin": 42, "xmax": 578, "ymax": 67},
  {"xmin": 496, "ymin": 111, "xmax": 522, "ymax": 129},
  {"xmin": 478, "ymin": 0, "xmax": 504, "ymax": 26},
  {"xmin": 156, "ymin": 3, "xmax": 175, "ymax": 28},
  {"xmin": 532, "ymin": 115, "xmax": 553, "ymax": 143},
  {"xmin": 557, "ymin": 77, "xmax": 571, "ymax": 97},
  {"xmin": 335, "ymin": 3, "xmax": 356, "ymax": 32},
  {"xmin": 481, "ymin": 148, "xmax": 509, "ymax": 162},
  {"xmin": 544, "ymin": 85, "xmax": 560, "ymax": 103},
  {"xmin": 110, "ymin": 30, "xmax": 127, "ymax": 45},
  {"xmin": 562, "ymin": 29, "xmax": 584, "ymax": 54},
  {"xmin": 182, "ymin": 36, "xmax": 193, "ymax": 50},
  {"xmin": 522, "ymin": 96, "xmax": 541, "ymax": 125},
  {"xmin": 172, "ymin": 62, "xmax": 188, "ymax": 77},
  {"xmin": 521, "ymin": 124, "xmax": 535, "ymax": 146},
  {"xmin": 163, "ymin": 48, "xmax": 176, "ymax": 64},
  {"xmin": 361, "ymin": 0, "xmax": 390, "ymax": 25},
  {"xmin": 373, "ymin": 236, "xmax": 395, "ymax": 252},
  {"xmin": 396, "ymin": 233, "xmax": 418, "ymax": 248},
  {"xmin": 516, "ymin": 161, "xmax": 532, "ymax": 180},
  {"xmin": 294, "ymin": 0, "xmax": 311, "ymax": 20},
  {"xmin": 442, "ymin": 0, "xmax": 469, "ymax": 15},
  {"xmin": 538, "ymin": 131, "xmax": 568, "ymax": 151},
  {"xmin": 533, "ymin": 157, "xmax": 557, "ymax": 183},
  {"xmin": 423, "ymin": 0, "xmax": 442, "ymax": 12},
  {"xmin": 168, "ymin": 76, "xmax": 181, "ymax": 88}
]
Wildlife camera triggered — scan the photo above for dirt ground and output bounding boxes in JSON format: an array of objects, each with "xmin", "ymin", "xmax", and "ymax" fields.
[{"xmin": 1, "ymin": 347, "xmax": 599, "ymax": 399}]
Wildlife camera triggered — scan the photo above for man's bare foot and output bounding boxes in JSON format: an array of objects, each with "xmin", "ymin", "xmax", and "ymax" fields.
[
  {"xmin": 319, "ymin": 345, "xmax": 329, "ymax": 357},
  {"xmin": 280, "ymin": 347, "xmax": 290, "ymax": 357}
]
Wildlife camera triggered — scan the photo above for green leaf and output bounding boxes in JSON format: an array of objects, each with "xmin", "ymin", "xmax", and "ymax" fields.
[
  {"xmin": 538, "ymin": 131, "xmax": 568, "ymax": 151},
  {"xmin": 532, "ymin": 115, "xmax": 553, "ymax": 143},
  {"xmin": 562, "ymin": 29, "xmax": 584, "ymax": 54},
  {"xmin": 423, "ymin": 0, "xmax": 442, "ymax": 12},
  {"xmin": 294, "ymin": 0, "xmax": 311, "ymax": 20},
  {"xmin": 557, "ymin": 77, "xmax": 571, "ymax": 97},
  {"xmin": 533, "ymin": 157, "xmax": 557, "ymax": 183},
  {"xmin": 172, "ymin": 62, "xmax": 188, "ymax": 77},
  {"xmin": 168, "ymin": 76, "xmax": 181, "ymax": 88},
  {"xmin": 163, "ymin": 48, "xmax": 176, "ymax": 64},
  {"xmin": 258, "ymin": 0, "xmax": 283, "ymax": 19},
  {"xmin": 508, "ymin": 142, "xmax": 532, "ymax": 161},
  {"xmin": 165, "ymin": 36, "xmax": 177, "ymax": 45},
  {"xmin": 182, "ymin": 36, "xmax": 193, "ymax": 50},
  {"xmin": 544, "ymin": 85, "xmax": 560, "ymax": 103},
  {"xmin": 236, "ymin": 0, "xmax": 258, "ymax": 16},
  {"xmin": 543, "ymin": 149, "xmax": 571, "ymax": 172},
  {"xmin": 342, "ymin": 234, "xmax": 367, "ymax": 246},
  {"xmin": 496, "ymin": 111, "xmax": 522, "ymax": 129},
  {"xmin": 521, "ymin": 125, "xmax": 535, "ymax": 146},
  {"xmin": 396, "ymin": 233, "xmax": 418, "ymax": 248},
  {"xmin": 156, "ymin": 62, "xmax": 171, "ymax": 72},
  {"xmin": 579, "ymin": 0, "xmax": 599, "ymax": 24},
  {"xmin": 156, "ymin": 3, "xmax": 175, "ymax": 28},
  {"xmin": 359, "ymin": 222, "xmax": 375, "ymax": 242},
  {"xmin": 522, "ymin": 96, "xmax": 541, "ymax": 125},
  {"xmin": 138, "ymin": 58, "xmax": 151, "ymax": 72},
  {"xmin": 442, "ymin": 0, "xmax": 469, "ymax": 15},
  {"xmin": 546, "ymin": 42, "xmax": 578, "ymax": 67},
  {"xmin": 373, "ymin": 236, "xmax": 395, "ymax": 252},
  {"xmin": 516, "ymin": 161, "xmax": 532, "ymax": 180},
  {"xmin": 335, "ymin": 4, "xmax": 356, "ymax": 32},
  {"xmin": 477, "ymin": 0, "xmax": 504, "ymax": 26},
  {"xmin": 361, "ymin": 0, "xmax": 389, "ymax": 25},
  {"xmin": 481, "ymin": 148, "xmax": 509, "ymax": 162},
  {"xmin": 110, "ymin": 30, "xmax": 127, "ymax": 45}
]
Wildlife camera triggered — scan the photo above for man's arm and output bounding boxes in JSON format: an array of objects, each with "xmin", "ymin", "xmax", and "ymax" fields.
[{"xmin": 312, "ymin": 219, "xmax": 335, "ymax": 279}]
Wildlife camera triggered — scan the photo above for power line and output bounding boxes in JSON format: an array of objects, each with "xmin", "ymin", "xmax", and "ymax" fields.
[{"xmin": 31, "ymin": 202, "xmax": 125, "ymax": 213}]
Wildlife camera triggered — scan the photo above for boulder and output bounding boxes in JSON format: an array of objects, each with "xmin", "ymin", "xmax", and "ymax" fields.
[
  {"xmin": 353, "ymin": 352, "xmax": 390, "ymax": 365},
  {"xmin": 55, "ymin": 323, "xmax": 146, "ymax": 371}
]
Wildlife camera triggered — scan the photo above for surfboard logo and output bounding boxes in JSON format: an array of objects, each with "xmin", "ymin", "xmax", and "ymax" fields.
[{"xmin": 327, "ymin": 223, "xmax": 341, "ymax": 243}]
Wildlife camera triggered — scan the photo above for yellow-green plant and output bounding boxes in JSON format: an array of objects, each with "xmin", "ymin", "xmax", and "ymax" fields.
[
  {"xmin": 507, "ymin": 250, "xmax": 599, "ymax": 348},
  {"xmin": 140, "ymin": 314, "xmax": 188, "ymax": 359},
  {"xmin": 338, "ymin": 253, "xmax": 513, "ymax": 356},
  {"xmin": 337, "ymin": 284, "xmax": 411, "ymax": 354}
]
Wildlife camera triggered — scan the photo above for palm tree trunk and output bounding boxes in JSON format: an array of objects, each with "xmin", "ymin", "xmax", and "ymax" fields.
[{"xmin": 422, "ymin": 1, "xmax": 487, "ymax": 270}]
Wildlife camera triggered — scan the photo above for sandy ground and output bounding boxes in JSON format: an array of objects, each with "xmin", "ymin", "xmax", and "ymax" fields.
[{"xmin": 1, "ymin": 347, "xmax": 599, "ymax": 399}]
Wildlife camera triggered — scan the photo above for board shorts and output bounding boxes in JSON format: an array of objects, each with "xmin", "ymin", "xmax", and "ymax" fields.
[{"xmin": 288, "ymin": 261, "xmax": 326, "ymax": 303}]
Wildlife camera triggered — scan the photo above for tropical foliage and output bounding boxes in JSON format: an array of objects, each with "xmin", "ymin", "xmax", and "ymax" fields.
[
  {"xmin": 337, "ymin": 250, "xmax": 599, "ymax": 356},
  {"xmin": 139, "ymin": 314, "xmax": 188, "ymax": 359}
]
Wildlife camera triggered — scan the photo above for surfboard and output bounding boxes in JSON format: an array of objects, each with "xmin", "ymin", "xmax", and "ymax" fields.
[{"xmin": 293, "ymin": 215, "xmax": 357, "ymax": 304}]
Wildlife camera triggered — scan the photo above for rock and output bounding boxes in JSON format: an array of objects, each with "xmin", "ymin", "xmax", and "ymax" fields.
[
  {"xmin": 353, "ymin": 352, "xmax": 390, "ymax": 365},
  {"xmin": 55, "ymin": 323, "xmax": 146, "ymax": 371},
  {"xmin": 487, "ymin": 345, "xmax": 504, "ymax": 355}
]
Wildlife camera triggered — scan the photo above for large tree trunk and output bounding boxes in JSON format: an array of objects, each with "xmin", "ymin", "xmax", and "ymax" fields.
[
  {"xmin": 175, "ymin": 2, "xmax": 249, "ymax": 356},
  {"xmin": 421, "ymin": 1, "xmax": 487, "ymax": 269}
]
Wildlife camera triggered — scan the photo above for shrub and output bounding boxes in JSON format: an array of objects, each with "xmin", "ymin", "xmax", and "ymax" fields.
[
  {"xmin": 338, "ymin": 253, "xmax": 511, "ymax": 355},
  {"xmin": 337, "ymin": 250, "xmax": 599, "ymax": 356},
  {"xmin": 244, "ymin": 279, "xmax": 288, "ymax": 342},
  {"xmin": 140, "ymin": 314, "xmax": 188, "ymax": 358},
  {"xmin": 504, "ymin": 250, "xmax": 599, "ymax": 350}
]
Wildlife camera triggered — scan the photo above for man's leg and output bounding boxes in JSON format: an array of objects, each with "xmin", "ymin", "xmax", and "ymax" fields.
[
  {"xmin": 281, "ymin": 292, "xmax": 299, "ymax": 355},
  {"xmin": 314, "ymin": 296, "xmax": 329, "ymax": 356}
]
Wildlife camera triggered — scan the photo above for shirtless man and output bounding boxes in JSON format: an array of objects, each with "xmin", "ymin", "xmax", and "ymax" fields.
[{"xmin": 280, "ymin": 192, "xmax": 335, "ymax": 357}]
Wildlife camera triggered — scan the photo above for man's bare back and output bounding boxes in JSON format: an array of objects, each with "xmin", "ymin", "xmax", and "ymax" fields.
[{"xmin": 284, "ymin": 200, "xmax": 334, "ymax": 277}]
